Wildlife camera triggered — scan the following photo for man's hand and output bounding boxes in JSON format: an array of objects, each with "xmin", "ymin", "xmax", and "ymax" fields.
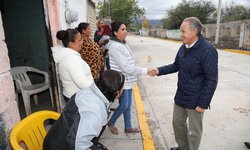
[
  {"xmin": 195, "ymin": 106, "xmax": 205, "ymax": 113},
  {"xmin": 147, "ymin": 68, "xmax": 159, "ymax": 77}
]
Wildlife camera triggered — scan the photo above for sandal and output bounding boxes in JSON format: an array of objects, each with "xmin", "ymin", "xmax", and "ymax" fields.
[
  {"xmin": 108, "ymin": 123, "xmax": 119, "ymax": 135},
  {"xmin": 109, "ymin": 108, "xmax": 116, "ymax": 111},
  {"xmin": 124, "ymin": 128, "xmax": 141, "ymax": 133}
]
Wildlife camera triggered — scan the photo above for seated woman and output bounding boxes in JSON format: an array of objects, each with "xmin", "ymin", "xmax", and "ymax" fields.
[
  {"xmin": 77, "ymin": 22, "xmax": 104, "ymax": 81},
  {"xmin": 43, "ymin": 70, "xmax": 125, "ymax": 150},
  {"xmin": 52, "ymin": 29, "xmax": 94, "ymax": 101}
]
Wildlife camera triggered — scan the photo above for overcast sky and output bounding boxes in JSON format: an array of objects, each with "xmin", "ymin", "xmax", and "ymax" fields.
[
  {"xmin": 94, "ymin": 0, "xmax": 250, "ymax": 20},
  {"xmin": 137, "ymin": 0, "xmax": 250, "ymax": 19}
]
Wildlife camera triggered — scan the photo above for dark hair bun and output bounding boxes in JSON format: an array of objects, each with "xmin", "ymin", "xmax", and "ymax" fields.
[{"xmin": 56, "ymin": 30, "xmax": 66, "ymax": 40}]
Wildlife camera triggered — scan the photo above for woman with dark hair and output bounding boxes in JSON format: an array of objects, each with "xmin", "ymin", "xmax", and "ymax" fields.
[
  {"xmin": 43, "ymin": 69, "xmax": 125, "ymax": 150},
  {"xmin": 77, "ymin": 22, "xmax": 104, "ymax": 81},
  {"xmin": 52, "ymin": 29, "xmax": 94, "ymax": 101},
  {"xmin": 106, "ymin": 21, "xmax": 151, "ymax": 134}
]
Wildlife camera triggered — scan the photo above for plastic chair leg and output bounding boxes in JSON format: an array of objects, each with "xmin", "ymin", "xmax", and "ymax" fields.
[
  {"xmin": 21, "ymin": 92, "xmax": 32, "ymax": 115},
  {"xmin": 15, "ymin": 92, "xmax": 19, "ymax": 106},
  {"xmin": 34, "ymin": 95, "xmax": 39, "ymax": 105},
  {"xmin": 49, "ymin": 87, "xmax": 54, "ymax": 107}
]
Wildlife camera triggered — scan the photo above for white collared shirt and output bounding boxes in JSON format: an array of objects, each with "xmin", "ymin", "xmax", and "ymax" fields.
[{"xmin": 185, "ymin": 39, "xmax": 198, "ymax": 49}]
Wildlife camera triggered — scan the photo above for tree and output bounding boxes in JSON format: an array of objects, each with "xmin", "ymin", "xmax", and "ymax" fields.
[
  {"xmin": 161, "ymin": 0, "xmax": 216, "ymax": 29},
  {"xmin": 142, "ymin": 16, "xmax": 149, "ymax": 28},
  {"xmin": 221, "ymin": 4, "xmax": 250, "ymax": 22},
  {"xmin": 97, "ymin": 0, "xmax": 145, "ymax": 30}
]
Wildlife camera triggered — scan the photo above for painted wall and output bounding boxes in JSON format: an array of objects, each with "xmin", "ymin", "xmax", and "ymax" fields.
[
  {"xmin": 0, "ymin": 1, "xmax": 91, "ymax": 148},
  {"xmin": 58, "ymin": 0, "xmax": 87, "ymax": 30},
  {"xmin": 46, "ymin": 0, "xmax": 60, "ymax": 46},
  {"xmin": 2, "ymin": 0, "xmax": 50, "ymax": 73},
  {"xmin": 0, "ymin": 12, "xmax": 20, "ymax": 150},
  {"xmin": 87, "ymin": 0, "xmax": 96, "ymax": 40}
]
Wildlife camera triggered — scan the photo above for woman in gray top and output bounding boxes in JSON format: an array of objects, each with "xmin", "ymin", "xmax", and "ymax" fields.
[{"xmin": 107, "ymin": 21, "xmax": 150, "ymax": 134}]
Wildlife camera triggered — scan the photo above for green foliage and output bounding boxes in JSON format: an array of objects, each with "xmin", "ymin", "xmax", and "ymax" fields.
[
  {"xmin": 161, "ymin": 0, "xmax": 216, "ymax": 29},
  {"xmin": 98, "ymin": 0, "xmax": 144, "ymax": 30},
  {"xmin": 221, "ymin": 4, "xmax": 250, "ymax": 22}
]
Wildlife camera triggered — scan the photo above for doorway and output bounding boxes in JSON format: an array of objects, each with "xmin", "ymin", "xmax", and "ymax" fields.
[{"xmin": 1, "ymin": 0, "xmax": 55, "ymax": 118}]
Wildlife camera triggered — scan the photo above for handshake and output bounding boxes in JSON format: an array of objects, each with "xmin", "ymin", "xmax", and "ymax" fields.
[{"xmin": 147, "ymin": 68, "xmax": 159, "ymax": 77}]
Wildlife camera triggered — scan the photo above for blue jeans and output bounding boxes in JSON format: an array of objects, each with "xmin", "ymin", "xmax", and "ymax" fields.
[{"xmin": 109, "ymin": 89, "xmax": 132, "ymax": 129}]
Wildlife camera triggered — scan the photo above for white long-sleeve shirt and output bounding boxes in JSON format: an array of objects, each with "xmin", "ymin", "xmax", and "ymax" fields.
[
  {"xmin": 107, "ymin": 39, "xmax": 147, "ymax": 89},
  {"xmin": 52, "ymin": 46, "xmax": 94, "ymax": 98}
]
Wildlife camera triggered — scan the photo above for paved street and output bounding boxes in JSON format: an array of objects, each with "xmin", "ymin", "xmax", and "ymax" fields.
[{"xmin": 127, "ymin": 35, "xmax": 250, "ymax": 150}]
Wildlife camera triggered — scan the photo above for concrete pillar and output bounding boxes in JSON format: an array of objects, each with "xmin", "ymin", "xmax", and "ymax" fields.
[
  {"xmin": 46, "ymin": 0, "xmax": 60, "ymax": 46},
  {"xmin": 215, "ymin": 0, "xmax": 222, "ymax": 45},
  {"xmin": 239, "ymin": 22, "xmax": 245, "ymax": 49},
  {"xmin": 0, "ymin": 12, "xmax": 20, "ymax": 149}
]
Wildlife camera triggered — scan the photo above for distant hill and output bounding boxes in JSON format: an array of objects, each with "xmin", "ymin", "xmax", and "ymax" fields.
[
  {"xmin": 149, "ymin": 19, "xmax": 162, "ymax": 27},
  {"xmin": 133, "ymin": 19, "xmax": 162, "ymax": 28}
]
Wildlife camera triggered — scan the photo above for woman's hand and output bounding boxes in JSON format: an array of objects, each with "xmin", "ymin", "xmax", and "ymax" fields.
[{"xmin": 147, "ymin": 68, "xmax": 159, "ymax": 77}]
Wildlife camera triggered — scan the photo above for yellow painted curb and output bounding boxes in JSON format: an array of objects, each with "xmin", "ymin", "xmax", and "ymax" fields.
[
  {"xmin": 133, "ymin": 83, "xmax": 155, "ymax": 150},
  {"xmin": 158, "ymin": 37, "xmax": 182, "ymax": 43},
  {"xmin": 224, "ymin": 49, "xmax": 250, "ymax": 55}
]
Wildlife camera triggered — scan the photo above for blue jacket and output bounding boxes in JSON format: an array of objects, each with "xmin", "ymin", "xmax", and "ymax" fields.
[{"xmin": 158, "ymin": 35, "xmax": 218, "ymax": 109}]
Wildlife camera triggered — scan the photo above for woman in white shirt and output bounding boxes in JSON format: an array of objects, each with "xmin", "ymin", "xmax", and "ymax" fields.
[{"xmin": 52, "ymin": 29, "xmax": 94, "ymax": 101}]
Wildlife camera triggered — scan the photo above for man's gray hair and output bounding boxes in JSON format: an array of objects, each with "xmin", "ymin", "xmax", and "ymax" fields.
[{"xmin": 184, "ymin": 17, "xmax": 203, "ymax": 36}]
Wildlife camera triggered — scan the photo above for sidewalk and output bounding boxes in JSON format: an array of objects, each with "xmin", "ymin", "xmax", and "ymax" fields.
[{"xmin": 100, "ymin": 84, "xmax": 155, "ymax": 150}]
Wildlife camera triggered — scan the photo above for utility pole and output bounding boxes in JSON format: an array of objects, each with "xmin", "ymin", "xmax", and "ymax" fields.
[
  {"xmin": 215, "ymin": 0, "xmax": 222, "ymax": 45},
  {"xmin": 108, "ymin": 0, "xmax": 110, "ymax": 18}
]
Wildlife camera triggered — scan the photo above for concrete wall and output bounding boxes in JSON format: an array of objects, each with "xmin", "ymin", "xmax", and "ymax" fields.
[
  {"xmin": 141, "ymin": 19, "xmax": 250, "ymax": 50},
  {"xmin": 141, "ymin": 28, "xmax": 149, "ymax": 36},
  {"xmin": 203, "ymin": 19, "xmax": 250, "ymax": 49},
  {"xmin": 0, "ymin": 12, "xmax": 20, "ymax": 150},
  {"xmin": 148, "ymin": 29, "xmax": 167, "ymax": 38},
  {"xmin": 166, "ymin": 30, "xmax": 182, "ymax": 40}
]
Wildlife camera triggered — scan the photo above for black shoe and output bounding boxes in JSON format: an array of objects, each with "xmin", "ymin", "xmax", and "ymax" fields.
[
  {"xmin": 245, "ymin": 142, "xmax": 250, "ymax": 149},
  {"xmin": 170, "ymin": 147, "xmax": 179, "ymax": 150}
]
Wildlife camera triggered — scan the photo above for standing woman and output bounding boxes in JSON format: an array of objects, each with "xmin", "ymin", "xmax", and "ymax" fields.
[
  {"xmin": 52, "ymin": 29, "xmax": 94, "ymax": 101},
  {"xmin": 107, "ymin": 21, "xmax": 150, "ymax": 134},
  {"xmin": 77, "ymin": 22, "xmax": 104, "ymax": 81},
  {"xmin": 94, "ymin": 19, "xmax": 105, "ymax": 45}
]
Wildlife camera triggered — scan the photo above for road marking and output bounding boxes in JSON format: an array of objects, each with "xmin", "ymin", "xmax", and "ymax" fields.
[
  {"xmin": 133, "ymin": 83, "xmax": 155, "ymax": 150},
  {"xmin": 224, "ymin": 49, "xmax": 250, "ymax": 55}
]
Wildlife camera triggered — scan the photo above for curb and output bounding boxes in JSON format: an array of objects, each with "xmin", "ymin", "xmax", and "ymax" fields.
[
  {"xmin": 133, "ymin": 83, "xmax": 155, "ymax": 150},
  {"xmin": 223, "ymin": 49, "xmax": 250, "ymax": 55}
]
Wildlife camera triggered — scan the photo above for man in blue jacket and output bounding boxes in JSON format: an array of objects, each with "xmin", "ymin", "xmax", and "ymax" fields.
[{"xmin": 149, "ymin": 17, "xmax": 218, "ymax": 150}]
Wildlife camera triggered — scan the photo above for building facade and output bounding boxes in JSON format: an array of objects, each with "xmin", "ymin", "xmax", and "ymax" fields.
[{"xmin": 0, "ymin": 0, "xmax": 96, "ymax": 149}]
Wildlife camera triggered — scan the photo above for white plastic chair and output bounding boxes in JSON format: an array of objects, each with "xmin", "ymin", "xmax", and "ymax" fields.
[{"xmin": 11, "ymin": 66, "xmax": 54, "ymax": 116}]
